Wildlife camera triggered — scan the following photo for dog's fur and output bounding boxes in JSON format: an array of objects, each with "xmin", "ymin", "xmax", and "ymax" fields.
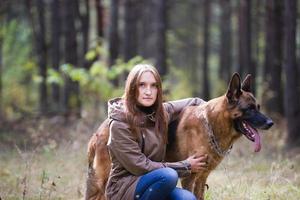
[
  {"xmin": 86, "ymin": 119, "xmax": 110, "ymax": 200},
  {"xmin": 85, "ymin": 73, "xmax": 273, "ymax": 200}
]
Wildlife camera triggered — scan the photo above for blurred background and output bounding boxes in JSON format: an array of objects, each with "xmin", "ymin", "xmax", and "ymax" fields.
[{"xmin": 0, "ymin": 0, "xmax": 300, "ymax": 199}]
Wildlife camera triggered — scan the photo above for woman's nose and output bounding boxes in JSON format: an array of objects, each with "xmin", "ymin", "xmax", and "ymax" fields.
[{"xmin": 145, "ymin": 87, "xmax": 152, "ymax": 95}]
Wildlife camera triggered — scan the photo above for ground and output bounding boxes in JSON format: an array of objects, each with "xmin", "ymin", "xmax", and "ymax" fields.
[{"xmin": 0, "ymin": 117, "xmax": 299, "ymax": 200}]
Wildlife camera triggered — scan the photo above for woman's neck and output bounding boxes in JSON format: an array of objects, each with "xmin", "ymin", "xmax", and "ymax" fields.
[{"xmin": 137, "ymin": 105, "xmax": 154, "ymax": 114}]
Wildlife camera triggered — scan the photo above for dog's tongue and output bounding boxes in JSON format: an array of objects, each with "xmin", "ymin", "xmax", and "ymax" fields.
[
  {"xmin": 247, "ymin": 124, "xmax": 261, "ymax": 152},
  {"xmin": 253, "ymin": 131, "xmax": 261, "ymax": 152}
]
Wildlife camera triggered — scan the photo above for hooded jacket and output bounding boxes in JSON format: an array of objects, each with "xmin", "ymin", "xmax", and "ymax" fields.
[{"xmin": 105, "ymin": 97, "xmax": 205, "ymax": 200}]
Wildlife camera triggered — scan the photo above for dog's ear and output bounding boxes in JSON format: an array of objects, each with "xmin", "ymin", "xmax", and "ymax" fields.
[
  {"xmin": 226, "ymin": 73, "xmax": 242, "ymax": 104},
  {"xmin": 242, "ymin": 74, "xmax": 252, "ymax": 92}
]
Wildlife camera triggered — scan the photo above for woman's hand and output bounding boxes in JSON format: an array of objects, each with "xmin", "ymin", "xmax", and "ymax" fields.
[{"xmin": 187, "ymin": 154, "xmax": 208, "ymax": 173}]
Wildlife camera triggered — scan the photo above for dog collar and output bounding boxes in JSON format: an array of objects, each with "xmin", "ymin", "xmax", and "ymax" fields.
[{"xmin": 197, "ymin": 111, "xmax": 232, "ymax": 157}]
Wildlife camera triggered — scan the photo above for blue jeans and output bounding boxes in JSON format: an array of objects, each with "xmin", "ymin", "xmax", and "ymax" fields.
[{"xmin": 134, "ymin": 168, "xmax": 196, "ymax": 200}]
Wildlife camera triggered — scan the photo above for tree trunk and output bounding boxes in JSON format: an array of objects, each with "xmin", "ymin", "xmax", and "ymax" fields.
[
  {"xmin": 264, "ymin": 0, "xmax": 284, "ymax": 114},
  {"xmin": 252, "ymin": 0, "xmax": 263, "ymax": 84},
  {"xmin": 75, "ymin": 0, "xmax": 90, "ymax": 69},
  {"xmin": 62, "ymin": 0, "xmax": 80, "ymax": 116},
  {"xmin": 108, "ymin": 0, "xmax": 119, "ymax": 67},
  {"xmin": 140, "ymin": 0, "xmax": 154, "ymax": 59},
  {"xmin": 283, "ymin": 0, "xmax": 300, "ymax": 149},
  {"xmin": 186, "ymin": 2, "xmax": 201, "ymax": 97},
  {"xmin": 123, "ymin": 0, "xmax": 139, "ymax": 62},
  {"xmin": 153, "ymin": 0, "xmax": 167, "ymax": 76},
  {"xmin": 50, "ymin": 0, "xmax": 61, "ymax": 113},
  {"xmin": 108, "ymin": 0, "xmax": 119, "ymax": 86},
  {"xmin": 82, "ymin": 0, "xmax": 90, "ymax": 67},
  {"xmin": 238, "ymin": 0, "xmax": 253, "ymax": 78},
  {"xmin": 35, "ymin": 0, "xmax": 48, "ymax": 114},
  {"xmin": 202, "ymin": 0, "xmax": 211, "ymax": 100},
  {"xmin": 95, "ymin": 0, "xmax": 104, "ymax": 38},
  {"xmin": 0, "ymin": 33, "xmax": 3, "ymax": 118},
  {"xmin": 219, "ymin": 0, "xmax": 232, "ymax": 82},
  {"xmin": 0, "ymin": 5, "xmax": 4, "ymax": 119}
]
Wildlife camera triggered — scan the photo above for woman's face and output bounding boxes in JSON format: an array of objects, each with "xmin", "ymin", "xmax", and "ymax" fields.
[{"xmin": 137, "ymin": 71, "xmax": 158, "ymax": 107}]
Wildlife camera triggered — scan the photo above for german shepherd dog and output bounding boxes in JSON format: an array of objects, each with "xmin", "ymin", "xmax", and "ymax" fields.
[{"xmin": 85, "ymin": 73, "xmax": 273, "ymax": 200}]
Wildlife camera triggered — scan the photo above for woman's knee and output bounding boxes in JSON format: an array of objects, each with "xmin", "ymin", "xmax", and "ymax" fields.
[
  {"xmin": 181, "ymin": 190, "xmax": 196, "ymax": 200},
  {"xmin": 169, "ymin": 188, "xmax": 196, "ymax": 200},
  {"xmin": 159, "ymin": 167, "xmax": 178, "ymax": 187}
]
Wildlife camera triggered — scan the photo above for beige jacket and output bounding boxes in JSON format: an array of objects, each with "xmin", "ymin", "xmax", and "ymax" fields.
[{"xmin": 105, "ymin": 97, "xmax": 204, "ymax": 200}]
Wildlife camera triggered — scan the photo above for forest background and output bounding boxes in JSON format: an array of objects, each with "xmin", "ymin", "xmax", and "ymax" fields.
[{"xmin": 0, "ymin": 0, "xmax": 300, "ymax": 199}]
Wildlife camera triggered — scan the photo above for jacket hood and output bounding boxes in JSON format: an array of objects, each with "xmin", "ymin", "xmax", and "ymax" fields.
[{"xmin": 108, "ymin": 97, "xmax": 127, "ymax": 122}]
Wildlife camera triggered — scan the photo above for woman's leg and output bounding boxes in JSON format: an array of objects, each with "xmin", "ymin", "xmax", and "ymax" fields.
[
  {"xmin": 134, "ymin": 168, "xmax": 178, "ymax": 200},
  {"xmin": 167, "ymin": 187, "xmax": 196, "ymax": 200}
]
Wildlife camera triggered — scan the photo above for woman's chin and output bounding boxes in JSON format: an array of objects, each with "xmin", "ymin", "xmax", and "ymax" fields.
[{"xmin": 140, "ymin": 101, "xmax": 155, "ymax": 107}]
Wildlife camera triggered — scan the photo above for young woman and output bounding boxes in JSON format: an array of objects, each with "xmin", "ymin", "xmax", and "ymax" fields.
[{"xmin": 105, "ymin": 64, "xmax": 208, "ymax": 200}]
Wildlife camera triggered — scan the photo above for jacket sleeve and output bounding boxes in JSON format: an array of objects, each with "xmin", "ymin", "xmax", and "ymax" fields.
[
  {"xmin": 108, "ymin": 120, "xmax": 191, "ymax": 177},
  {"xmin": 164, "ymin": 97, "xmax": 205, "ymax": 122},
  {"xmin": 164, "ymin": 161, "xmax": 191, "ymax": 177}
]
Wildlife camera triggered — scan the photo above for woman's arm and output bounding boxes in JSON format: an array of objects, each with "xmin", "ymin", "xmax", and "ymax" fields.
[
  {"xmin": 108, "ymin": 120, "xmax": 193, "ymax": 177},
  {"xmin": 164, "ymin": 97, "xmax": 205, "ymax": 122},
  {"xmin": 164, "ymin": 154, "xmax": 208, "ymax": 177},
  {"xmin": 108, "ymin": 121, "xmax": 165, "ymax": 176}
]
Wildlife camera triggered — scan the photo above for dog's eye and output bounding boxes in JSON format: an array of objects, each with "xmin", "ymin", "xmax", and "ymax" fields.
[{"xmin": 248, "ymin": 105, "xmax": 256, "ymax": 111}]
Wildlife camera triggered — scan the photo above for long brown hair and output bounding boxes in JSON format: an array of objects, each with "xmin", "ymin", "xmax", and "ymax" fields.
[{"xmin": 123, "ymin": 64, "xmax": 168, "ymax": 143}]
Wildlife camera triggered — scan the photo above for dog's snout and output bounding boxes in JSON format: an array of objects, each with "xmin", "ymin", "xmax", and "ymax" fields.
[
  {"xmin": 267, "ymin": 119, "xmax": 274, "ymax": 127},
  {"xmin": 265, "ymin": 119, "xmax": 274, "ymax": 129}
]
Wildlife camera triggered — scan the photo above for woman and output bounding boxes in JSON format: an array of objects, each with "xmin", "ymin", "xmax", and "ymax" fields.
[{"xmin": 106, "ymin": 64, "xmax": 207, "ymax": 200}]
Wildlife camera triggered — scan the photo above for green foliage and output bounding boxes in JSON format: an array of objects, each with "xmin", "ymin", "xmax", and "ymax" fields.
[
  {"xmin": 85, "ymin": 44, "xmax": 108, "ymax": 61},
  {"xmin": 164, "ymin": 66, "xmax": 194, "ymax": 100},
  {"xmin": 46, "ymin": 56, "xmax": 146, "ymax": 103},
  {"xmin": 2, "ymin": 19, "xmax": 37, "ymax": 118},
  {"xmin": 1, "ymin": 15, "xmax": 148, "ymax": 119},
  {"xmin": 47, "ymin": 69, "xmax": 64, "ymax": 86}
]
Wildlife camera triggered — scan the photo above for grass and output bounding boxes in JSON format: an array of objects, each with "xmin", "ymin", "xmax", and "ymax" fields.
[
  {"xmin": 0, "ymin": 119, "xmax": 300, "ymax": 200},
  {"xmin": 203, "ymin": 138, "xmax": 300, "ymax": 200},
  {"xmin": 0, "ymin": 143, "xmax": 87, "ymax": 200},
  {"xmin": 205, "ymin": 154, "xmax": 300, "ymax": 199}
]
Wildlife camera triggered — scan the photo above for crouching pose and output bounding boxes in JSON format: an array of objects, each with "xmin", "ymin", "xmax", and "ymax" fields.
[{"xmin": 86, "ymin": 64, "xmax": 208, "ymax": 200}]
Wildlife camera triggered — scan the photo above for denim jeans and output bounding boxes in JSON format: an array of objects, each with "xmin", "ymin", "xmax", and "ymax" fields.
[{"xmin": 134, "ymin": 168, "xmax": 196, "ymax": 200}]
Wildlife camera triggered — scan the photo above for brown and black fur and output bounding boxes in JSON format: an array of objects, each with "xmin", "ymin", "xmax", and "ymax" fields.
[
  {"xmin": 86, "ymin": 119, "xmax": 110, "ymax": 200},
  {"xmin": 85, "ymin": 73, "xmax": 273, "ymax": 200}
]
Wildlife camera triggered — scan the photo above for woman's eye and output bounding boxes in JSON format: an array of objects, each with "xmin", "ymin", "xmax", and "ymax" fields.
[{"xmin": 139, "ymin": 83, "xmax": 145, "ymax": 87}]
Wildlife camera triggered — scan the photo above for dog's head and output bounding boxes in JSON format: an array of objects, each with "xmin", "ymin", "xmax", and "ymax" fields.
[{"xmin": 226, "ymin": 73, "xmax": 273, "ymax": 152}]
